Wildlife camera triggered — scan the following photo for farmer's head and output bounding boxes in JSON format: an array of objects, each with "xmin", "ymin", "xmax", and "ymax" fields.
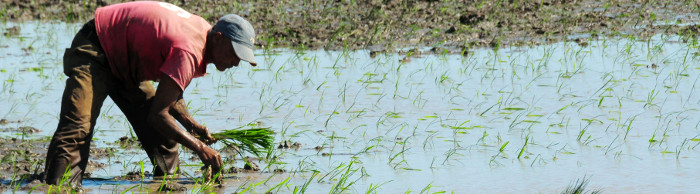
[{"xmin": 209, "ymin": 14, "xmax": 257, "ymax": 71}]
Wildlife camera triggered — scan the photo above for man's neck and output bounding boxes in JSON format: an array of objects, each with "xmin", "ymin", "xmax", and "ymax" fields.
[{"xmin": 202, "ymin": 30, "xmax": 214, "ymax": 65}]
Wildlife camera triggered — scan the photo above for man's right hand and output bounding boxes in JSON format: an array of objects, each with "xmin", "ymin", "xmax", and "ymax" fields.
[
  {"xmin": 148, "ymin": 75, "xmax": 224, "ymax": 182},
  {"xmin": 199, "ymin": 143, "xmax": 223, "ymax": 183},
  {"xmin": 197, "ymin": 141, "xmax": 223, "ymax": 175}
]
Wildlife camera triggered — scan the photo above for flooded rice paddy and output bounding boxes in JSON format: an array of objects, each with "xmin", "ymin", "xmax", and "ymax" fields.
[{"xmin": 1, "ymin": 22, "xmax": 699, "ymax": 193}]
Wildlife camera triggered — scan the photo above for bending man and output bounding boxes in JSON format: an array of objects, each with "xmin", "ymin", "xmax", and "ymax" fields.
[{"xmin": 44, "ymin": 1, "xmax": 257, "ymax": 188}]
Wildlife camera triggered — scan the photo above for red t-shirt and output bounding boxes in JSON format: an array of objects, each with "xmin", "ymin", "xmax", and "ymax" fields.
[{"xmin": 95, "ymin": 1, "xmax": 211, "ymax": 91}]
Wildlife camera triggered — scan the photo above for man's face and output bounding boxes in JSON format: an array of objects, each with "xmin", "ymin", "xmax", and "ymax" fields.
[{"xmin": 213, "ymin": 35, "xmax": 241, "ymax": 71}]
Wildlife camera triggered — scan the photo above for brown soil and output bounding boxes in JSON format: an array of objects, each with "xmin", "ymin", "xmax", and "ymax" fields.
[
  {"xmin": 0, "ymin": 136, "xmax": 46, "ymax": 189},
  {"xmin": 2, "ymin": 0, "xmax": 698, "ymax": 51},
  {"xmin": 0, "ymin": 129, "xmax": 268, "ymax": 191}
]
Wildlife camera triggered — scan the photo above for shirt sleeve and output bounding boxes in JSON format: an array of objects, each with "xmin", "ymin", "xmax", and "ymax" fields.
[{"xmin": 159, "ymin": 48, "xmax": 198, "ymax": 91}]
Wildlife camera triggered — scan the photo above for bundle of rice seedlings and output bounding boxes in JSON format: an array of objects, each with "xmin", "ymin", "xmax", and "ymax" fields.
[{"xmin": 209, "ymin": 127, "xmax": 275, "ymax": 157}]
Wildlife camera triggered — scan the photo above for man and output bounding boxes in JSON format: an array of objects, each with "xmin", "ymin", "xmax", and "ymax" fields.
[{"xmin": 44, "ymin": 1, "xmax": 257, "ymax": 188}]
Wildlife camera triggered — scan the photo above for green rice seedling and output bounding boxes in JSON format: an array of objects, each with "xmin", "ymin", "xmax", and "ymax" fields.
[
  {"xmin": 530, "ymin": 154, "xmax": 547, "ymax": 167},
  {"xmin": 238, "ymin": 179, "xmax": 266, "ymax": 193},
  {"xmin": 2, "ymin": 72, "xmax": 18, "ymax": 94},
  {"xmin": 644, "ymin": 88, "xmax": 659, "ymax": 108},
  {"xmin": 190, "ymin": 163, "xmax": 224, "ymax": 192},
  {"xmin": 292, "ymin": 157, "xmax": 317, "ymax": 175},
  {"xmin": 292, "ymin": 170, "xmax": 319, "ymax": 194},
  {"xmin": 623, "ymin": 116, "xmax": 636, "ymax": 140},
  {"xmin": 499, "ymin": 141, "xmax": 509, "ymax": 152},
  {"xmin": 489, "ymin": 145, "xmax": 506, "ymax": 167},
  {"xmin": 138, "ymin": 160, "xmax": 145, "ymax": 190},
  {"xmin": 209, "ymin": 127, "xmax": 275, "ymax": 157},
  {"xmin": 328, "ymin": 161, "xmax": 362, "ymax": 194},
  {"xmin": 604, "ymin": 135, "xmax": 622, "ymax": 155},
  {"xmin": 156, "ymin": 166, "xmax": 179, "ymax": 192},
  {"xmin": 263, "ymin": 174, "xmax": 291, "ymax": 193},
  {"xmin": 676, "ymin": 138, "xmax": 689, "ymax": 159},
  {"xmin": 45, "ymin": 165, "xmax": 75, "ymax": 193},
  {"xmin": 325, "ymin": 105, "xmax": 340, "ymax": 128},
  {"xmin": 121, "ymin": 185, "xmax": 140, "ymax": 194},
  {"xmin": 190, "ymin": 175, "xmax": 205, "ymax": 193},
  {"xmin": 418, "ymin": 182, "xmax": 443, "ymax": 194},
  {"xmin": 354, "ymin": 141, "xmax": 377, "ymax": 157},
  {"xmin": 365, "ymin": 180, "xmax": 392, "ymax": 194},
  {"xmin": 422, "ymin": 129, "xmax": 438, "ymax": 150},
  {"xmin": 1, "ymin": 150, "xmax": 18, "ymax": 185},
  {"xmin": 29, "ymin": 183, "xmax": 45, "ymax": 193},
  {"xmin": 517, "ymin": 135, "xmax": 529, "ymax": 159},
  {"xmin": 388, "ymin": 138, "xmax": 410, "ymax": 169},
  {"xmin": 442, "ymin": 148, "xmax": 459, "ymax": 165},
  {"xmin": 648, "ymin": 131, "xmax": 658, "ymax": 146},
  {"xmin": 561, "ymin": 176, "xmax": 601, "ymax": 194}
]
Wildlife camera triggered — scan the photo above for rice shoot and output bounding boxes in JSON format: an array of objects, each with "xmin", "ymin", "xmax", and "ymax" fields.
[{"xmin": 210, "ymin": 127, "xmax": 275, "ymax": 157}]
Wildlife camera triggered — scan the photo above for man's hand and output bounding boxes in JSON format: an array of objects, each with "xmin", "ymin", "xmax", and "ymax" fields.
[
  {"xmin": 170, "ymin": 97, "xmax": 216, "ymax": 144},
  {"xmin": 193, "ymin": 126, "xmax": 216, "ymax": 145},
  {"xmin": 149, "ymin": 75, "xmax": 223, "ymax": 181},
  {"xmin": 197, "ymin": 141, "xmax": 223, "ymax": 175}
]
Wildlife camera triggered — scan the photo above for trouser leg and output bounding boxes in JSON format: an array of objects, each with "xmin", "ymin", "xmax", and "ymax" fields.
[
  {"xmin": 45, "ymin": 46, "xmax": 109, "ymax": 187},
  {"xmin": 44, "ymin": 19, "xmax": 111, "ymax": 188},
  {"xmin": 45, "ymin": 68, "xmax": 107, "ymax": 187},
  {"xmin": 109, "ymin": 81, "xmax": 180, "ymax": 176}
]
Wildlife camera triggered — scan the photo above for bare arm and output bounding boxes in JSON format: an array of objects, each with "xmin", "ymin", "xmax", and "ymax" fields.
[
  {"xmin": 170, "ymin": 95, "xmax": 214, "ymax": 143},
  {"xmin": 148, "ymin": 75, "xmax": 222, "ymax": 171}
]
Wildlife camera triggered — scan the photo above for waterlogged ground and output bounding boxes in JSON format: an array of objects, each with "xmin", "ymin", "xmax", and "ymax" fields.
[
  {"xmin": 4, "ymin": 0, "xmax": 700, "ymax": 50},
  {"xmin": 1, "ymin": 22, "xmax": 700, "ymax": 193}
]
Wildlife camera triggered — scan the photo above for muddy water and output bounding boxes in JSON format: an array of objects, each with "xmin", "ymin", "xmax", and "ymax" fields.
[{"xmin": 1, "ymin": 22, "xmax": 699, "ymax": 193}]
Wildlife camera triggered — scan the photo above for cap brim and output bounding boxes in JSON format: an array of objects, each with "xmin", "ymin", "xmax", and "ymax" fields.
[{"xmin": 232, "ymin": 42, "xmax": 257, "ymax": 66}]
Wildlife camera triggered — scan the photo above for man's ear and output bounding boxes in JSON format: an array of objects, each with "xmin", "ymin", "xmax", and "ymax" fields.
[{"xmin": 214, "ymin": 31, "xmax": 224, "ymax": 41}]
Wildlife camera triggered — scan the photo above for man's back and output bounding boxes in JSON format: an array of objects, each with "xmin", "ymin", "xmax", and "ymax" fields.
[{"xmin": 95, "ymin": 1, "xmax": 211, "ymax": 90}]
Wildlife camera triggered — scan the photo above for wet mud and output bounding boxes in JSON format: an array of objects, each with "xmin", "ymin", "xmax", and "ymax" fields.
[
  {"xmin": 0, "ymin": 135, "xmax": 46, "ymax": 190},
  {"xmin": 0, "ymin": 135, "xmax": 258, "ymax": 192},
  {"xmin": 0, "ymin": 119, "xmax": 272, "ymax": 192},
  {"xmin": 2, "ymin": 0, "xmax": 699, "ymax": 51}
]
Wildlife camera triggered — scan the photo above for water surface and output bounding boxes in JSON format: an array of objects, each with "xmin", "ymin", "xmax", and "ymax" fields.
[{"xmin": 1, "ymin": 22, "xmax": 699, "ymax": 193}]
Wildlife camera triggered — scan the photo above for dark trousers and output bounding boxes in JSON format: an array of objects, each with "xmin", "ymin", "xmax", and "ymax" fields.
[{"xmin": 44, "ymin": 20, "xmax": 180, "ymax": 187}]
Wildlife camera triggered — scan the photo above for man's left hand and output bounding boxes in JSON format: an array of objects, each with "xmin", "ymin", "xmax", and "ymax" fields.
[{"xmin": 192, "ymin": 126, "xmax": 216, "ymax": 145}]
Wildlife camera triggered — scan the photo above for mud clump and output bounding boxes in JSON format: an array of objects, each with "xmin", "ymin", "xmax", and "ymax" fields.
[
  {"xmin": 0, "ymin": 126, "xmax": 41, "ymax": 134},
  {"xmin": 2, "ymin": 26, "xmax": 21, "ymax": 37},
  {"xmin": 272, "ymin": 168, "xmax": 286, "ymax": 173},
  {"xmin": 0, "ymin": 119, "xmax": 9, "ymax": 125},
  {"xmin": 116, "ymin": 171, "xmax": 148, "ymax": 181},
  {"xmin": 459, "ymin": 11, "xmax": 487, "ymax": 26},
  {"xmin": 243, "ymin": 159, "xmax": 260, "ymax": 171},
  {"xmin": 0, "ymin": 119, "xmax": 21, "ymax": 125},
  {"xmin": 0, "ymin": 136, "xmax": 47, "ymax": 178},
  {"xmin": 107, "ymin": 136, "xmax": 140, "ymax": 149},
  {"xmin": 18, "ymin": 126, "xmax": 41, "ymax": 133},
  {"xmin": 277, "ymin": 140, "xmax": 301, "ymax": 149},
  {"xmin": 227, "ymin": 157, "xmax": 261, "ymax": 173},
  {"xmin": 2, "ymin": 0, "xmax": 698, "ymax": 51},
  {"xmin": 157, "ymin": 181, "xmax": 187, "ymax": 191}
]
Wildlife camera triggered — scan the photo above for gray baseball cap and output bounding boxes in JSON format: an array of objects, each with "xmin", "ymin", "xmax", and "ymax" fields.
[{"xmin": 212, "ymin": 14, "xmax": 257, "ymax": 65}]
